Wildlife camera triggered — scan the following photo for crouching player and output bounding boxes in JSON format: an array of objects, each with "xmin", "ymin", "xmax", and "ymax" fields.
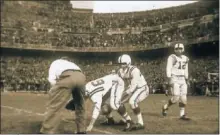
[
  {"xmin": 117, "ymin": 54, "xmax": 149, "ymax": 131},
  {"xmin": 84, "ymin": 72, "xmax": 132, "ymax": 132},
  {"xmin": 101, "ymin": 54, "xmax": 149, "ymax": 131}
]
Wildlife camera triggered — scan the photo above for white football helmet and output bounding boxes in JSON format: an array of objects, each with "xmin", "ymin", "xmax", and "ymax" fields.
[
  {"xmin": 174, "ymin": 43, "xmax": 184, "ymax": 54},
  {"xmin": 118, "ymin": 54, "xmax": 131, "ymax": 65}
]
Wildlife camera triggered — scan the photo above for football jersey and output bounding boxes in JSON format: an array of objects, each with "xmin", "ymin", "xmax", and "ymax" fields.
[
  {"xmin": 118, "ymin": 65, "xmax": 147, "ymax": 93},
  {"xmin": 166, "ymin": 54, "xmax": 189, "ymax": 79},
  {"xmin": 86, "ymin": 74, "xmax": 124, "ymax": 98}
]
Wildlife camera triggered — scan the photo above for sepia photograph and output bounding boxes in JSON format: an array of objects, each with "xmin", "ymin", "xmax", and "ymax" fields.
[{"xmin": 0, "ymin": 0, "xmax": 219, "ymax": 134}]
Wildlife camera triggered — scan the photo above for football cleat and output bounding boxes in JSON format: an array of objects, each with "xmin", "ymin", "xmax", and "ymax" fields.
[
  {"xmin": 100, "ymin": 117, "xmax": 115, "ymax": 125},
  {"xmin": 130, "ymin": 123, "xmax": 145, "ymax": 131},
  {"xmin": 122, "ymin": 120, "xmax": 134, "ymax": 131},
  {"xmin": 180, "ymin": 115, "xmax": 191, "ymax": 121},
  {"xmin": 76, "ymin": 132, "xmax": 87, "ymax": 134},
  {"xmin": 162, "ymin": 106, "xmax": 168, "ymax": 116},
  {"xmin": 115, "ymin": 120, "xmax": 127, "ymax": 125}
]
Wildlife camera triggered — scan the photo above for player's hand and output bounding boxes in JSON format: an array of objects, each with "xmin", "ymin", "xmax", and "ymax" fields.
[
  {"xmin": 86, "ymin": 125, "xmax": 93, "ymax": 132},
  {"xmin": 186, "ymin": 79, "xmax": 190, "ymax": 86}
]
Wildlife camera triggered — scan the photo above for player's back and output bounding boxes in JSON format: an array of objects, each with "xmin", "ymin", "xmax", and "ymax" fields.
[{"xmin": 86, "ymin": 74, "xmax": 114, "ymax": 97}]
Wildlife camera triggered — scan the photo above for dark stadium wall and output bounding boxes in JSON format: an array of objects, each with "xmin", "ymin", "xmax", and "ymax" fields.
[{"xmin": 0, "ymin": 40, "xmax": 219, "ymax": 62}]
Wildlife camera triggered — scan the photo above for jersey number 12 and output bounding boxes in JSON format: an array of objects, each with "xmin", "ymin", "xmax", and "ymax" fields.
[{"xmin": 178, "ymin": 62, "xmax": 186, "ymax": 69}]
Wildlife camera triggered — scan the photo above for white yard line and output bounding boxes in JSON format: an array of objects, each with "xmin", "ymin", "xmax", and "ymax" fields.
[
  {"xmin": 1, "ymin": 105, "xmax": 113, "ymax": 134},
  {"xmin": 1, "ymin": 105, "xmax": 46, "ymax": 116}
]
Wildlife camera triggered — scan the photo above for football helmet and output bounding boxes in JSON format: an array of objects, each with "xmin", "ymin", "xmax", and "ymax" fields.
[{"xmin": 118, "ymin": 54, "xmax": 131, "ymax": 65}]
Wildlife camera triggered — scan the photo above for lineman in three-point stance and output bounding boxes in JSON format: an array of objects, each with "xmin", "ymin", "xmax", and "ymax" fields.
[{"xmin": 84, "ymin": 72, "xmax": 130, "ymax": 132}]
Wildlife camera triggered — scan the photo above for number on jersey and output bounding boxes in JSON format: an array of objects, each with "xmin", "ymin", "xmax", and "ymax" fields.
[
  {"xmin": 91, "ymin": 79, "xmax": 105, "ymax": 87},
  {"xmin": 178, "ymin": 61, "xmax": 187, "ymax": 69}
]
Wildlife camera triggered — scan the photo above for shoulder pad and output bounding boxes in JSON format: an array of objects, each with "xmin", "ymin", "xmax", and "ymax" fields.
[
  {"xmin": 117, "ymin": 68, "xmax": 122, "ymax": 78},
  {"xmin": 169, "ymin": 54, "xmax": 177, "ymax": 65},
  {"xmin": 129, "ymin": 66, "xmax": 138, "ymax": 77}
]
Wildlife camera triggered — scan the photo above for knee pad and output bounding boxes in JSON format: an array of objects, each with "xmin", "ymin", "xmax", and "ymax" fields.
[
  {"xmin": 180, "ymin": 95, "xmax": 187, "ymax": 105},
  {"xmin": 170, "ymin": 95, "xmax": 180, "ymax": 103}
]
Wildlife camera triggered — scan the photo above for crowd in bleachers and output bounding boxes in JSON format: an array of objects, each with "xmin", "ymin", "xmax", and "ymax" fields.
[
  {"xmin": 0, "ymin": 1, "xmax": 219, "ymax": 95},
  {"xmin": 93, "ymin": 1, "xmax": 218, "ymax": 28},
  {"xmin": 0, "ymin": 56, "xmax": 218, "ymax": 94},
  {"xmin": 1, "ymin": 1, "xmax": 219, "ymax": 49}
]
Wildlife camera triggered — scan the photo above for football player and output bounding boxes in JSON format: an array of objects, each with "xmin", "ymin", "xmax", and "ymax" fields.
[
  {"xmin": 84, "ymin": 72, "xmax": 132, "ymax": 132},
  {"xmin": 116, "ymin": 54, "xmax": 149, "ymax": 131},
  {"xmin": 162, "ymin": 43, "xmax": 190, "ymax": 120}
]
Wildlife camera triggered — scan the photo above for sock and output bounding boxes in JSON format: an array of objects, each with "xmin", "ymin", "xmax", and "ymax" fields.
[
  {"xmin": 123, "ymin": 112, "xmax": 131, "ymax": 121},
  {"xmin": 164, "ymin": 99, "xmax": 173, "ymax": 109},
  {"xmin": 180, "ymin": 107, "xmax": 185, "ymax": 117},
  {"xmin": 164, "ymin": 104, "xmax": 168, "ymax": 109},
  {"xmin": 137, "ymin": 113, "xmax": 144, "ymax": 125}
]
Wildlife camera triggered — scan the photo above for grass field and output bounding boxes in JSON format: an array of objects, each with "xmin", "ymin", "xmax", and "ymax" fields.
[{"xmin": 1, "ymin": 92, "xmax": 219, "ymax": 134}]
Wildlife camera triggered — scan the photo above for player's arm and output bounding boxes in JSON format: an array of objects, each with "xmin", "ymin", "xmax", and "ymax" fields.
[
  {"xmin": 184, "ymin": 57, "xmax": 190, "ymax": 85},
  {"xmin": 87, "ymin": 98, "xmax": 102, "ymax": 132},
  {"xmin": 121, "ymin": 68, "xmax": 140, "ymax": 104},
  {"xmin": 166, "ymin": 55, "xmax": 174, "ymax": 84},
  {"xmin": 166, "ymin": 55, "xmax": 173, "ymax": 78}
]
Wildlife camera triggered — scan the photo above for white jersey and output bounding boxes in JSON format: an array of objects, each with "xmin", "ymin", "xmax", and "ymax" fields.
[
  {"xmin": 166, "ymin": 54, "xmax": 189, "ymax": 79},
  {"xmin": 48, "ymin": 59, "xmax": 81, "ymax": 86},
  {"xmin": 118, "ymin": 65, "xmax": 147, "ymax": 94},
  {"xmin": 86, "ymin": 74, "xmax": 124, "ymax": 124},
  {"xmin": 86, "ymin": 74, "xmax": 124, "ymax": 98}
]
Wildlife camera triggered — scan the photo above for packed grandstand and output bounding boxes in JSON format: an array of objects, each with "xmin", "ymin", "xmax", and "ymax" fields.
[{"xmin": 0, "ymin": 1, "xmax": 219, "ymax": 96}]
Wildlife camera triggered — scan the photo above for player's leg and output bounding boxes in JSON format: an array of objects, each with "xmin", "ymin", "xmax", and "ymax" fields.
[
  {"xmin": 179, "ymin": 83, "xmax": 190, "ymax": 120},
  {"xmin": 128, "ymin": 85, "xmax": 149, "ymax": 129},
  {"xmin": 71, "ymin": 72, "xmax": 87, "ymax": 134},
  {"xmin": 100, "ymin": 91, "xmax": 115, "ymax": 125},
  {"xmin": 162, "ymin": 83, "xmax": 180, "ymax": 116},
  {"xmin": 40, "ymin": 85, "xmax": 72, "ymax": 134},
  {"xmin": 101, "ymin": 103, "xmax": 114, "ymax": 124},
  {"xmin": 110, "ymin": 85, "xmax": 132, "ymax": 126}
]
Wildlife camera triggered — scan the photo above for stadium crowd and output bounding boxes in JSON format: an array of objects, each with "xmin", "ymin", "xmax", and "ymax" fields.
[
  {"xmin": 0, "ymin": 1, "xmax": 219, "ymax": 96},
  {"xmin": 0, "ymin": 56, "xmax": 218, "ymax": 95},
  {"xmin": 1, "ymin": 1, "xmax": 219, "ymax": 49}
]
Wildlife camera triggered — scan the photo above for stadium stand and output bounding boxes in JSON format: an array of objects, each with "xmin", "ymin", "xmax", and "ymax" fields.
[{"xmin": 0, "ymin": 1, "xmax": 219, "ymax": 96}]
